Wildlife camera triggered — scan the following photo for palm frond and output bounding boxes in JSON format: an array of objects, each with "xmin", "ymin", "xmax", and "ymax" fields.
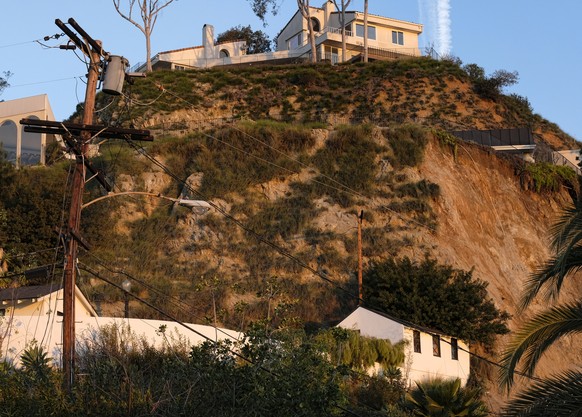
[
  {"xmin": 521, "ymin": 201, "xmax": 582, "ymax": 309},
  {"xmin": 499, "ymin": 301, "xmax": 582, "ymax": 389},
  {"xmin": 502, "ymin": 370, "xmax": 582, "ymax": 417},
  {"xmin": 521, "ymin": 247, "xmax": 582, "ymax": 309}
]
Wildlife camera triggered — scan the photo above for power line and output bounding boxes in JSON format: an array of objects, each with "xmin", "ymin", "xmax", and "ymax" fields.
[
  {"xmin": 124, "ymin": 138, "xmax": 361, "ymax": 302},
  {"xmin": 79, "ymin": 262, "xmax": 368, "ymax": 417},
  {"xmin": 7, "ymin": 76, "xmax": 83, "ymax": 88}
]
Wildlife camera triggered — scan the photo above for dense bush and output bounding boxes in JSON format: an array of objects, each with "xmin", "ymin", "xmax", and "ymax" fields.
[
  {"xmin": 383, "ymin": 124, "xmax": 428, "ymax": 168},
  {"xmin": 521, "ymin": 162, "xmax": 576, "ymax": 193},
  {"xmin": 0, "ymin": 156, "xmax": 68, "ymax": 273},
  {"xmin": 307, "ymin": 125, "xmax": 385, "ymax": 206},
  {"xmin": 364, "ymin": 257, "xmax": 510, "ymax": 347}
]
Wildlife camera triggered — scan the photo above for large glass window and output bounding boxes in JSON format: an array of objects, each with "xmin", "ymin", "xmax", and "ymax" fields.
[
  {"xmin": 392, "ymin": 31, "xmax": 404, "ymax": 45},
  {"xmin": 356, "ymin": 24, "xmax": 376, "ymax": 40},
  {"xmin": 288, "ymin": 32, "xmax": 303, "ymax": 49}
]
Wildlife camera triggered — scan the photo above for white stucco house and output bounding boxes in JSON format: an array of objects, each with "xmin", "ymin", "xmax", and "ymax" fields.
[
  {"xmin": 0, "ymin": 284, "xmax": 241, "ymax": 366},
  {"xmin": 338, "ymin": 307, "xmax": 470, "ymax": 386},
  {"xmin": 0, "ymin": 95, "xmax": 59, "ymax": 167},
  {"xmin": 135, "ymin": 24, "xmax": 248, "ymax": 71},
  {"xmin": 276, "ymin": 0, "xmax": 423, "ymax": 63}
]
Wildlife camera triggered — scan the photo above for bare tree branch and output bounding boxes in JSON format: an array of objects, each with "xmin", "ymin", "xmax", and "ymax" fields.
[{"xmin": 112, "ymin": 0, "xmax": 177, "ymax": 72}]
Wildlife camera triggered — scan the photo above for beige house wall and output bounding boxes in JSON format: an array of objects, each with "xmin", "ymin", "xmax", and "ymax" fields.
[
  {"xmin": 0, "ymin": 94, "xmax": 57, "ymax": 167},
  {"xmin": 402, "ymin": 328, "xmax": 470, "ymax": 386}
]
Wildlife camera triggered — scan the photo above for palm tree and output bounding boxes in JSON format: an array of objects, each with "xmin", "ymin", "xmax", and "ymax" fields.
[
  {"xmin": 405, "ymin": 378, "xmax": 488, "ymax": 417},
  {"xmin": 500, "ymin": 198, "xmax": 582, "ymax": 415}
]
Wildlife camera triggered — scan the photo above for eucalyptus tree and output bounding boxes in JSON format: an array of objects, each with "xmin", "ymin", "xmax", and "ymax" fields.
[
  {"xmin": 112, "ymin": 0, "xmax": 177, "ymax": 72},
  {"xmin": 331, "ymin": 0, "xmax": 352, "ymax": 62},
  {"xmin": 248, "ymin": 0, "xmax": 316, "ymax": 62},
  {"xmin": 297, "ymin": 0, "xmax": 317, "ymax": 63},
  {"xmin": 500, "ymin": 199, "xmax": 582, "ymax": 416},
  {"xmin": 363, "ymin": 0, "xmax": 369, "ymax": 62}
]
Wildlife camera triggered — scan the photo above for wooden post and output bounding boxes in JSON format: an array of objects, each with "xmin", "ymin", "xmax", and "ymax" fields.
[
  {"xmin": 357, "ymin": 210, "xmax": 364, "ymax": 305},
  {"xmin": 62, "ymin": 42, "xmax": 100, "ymax": 393}
]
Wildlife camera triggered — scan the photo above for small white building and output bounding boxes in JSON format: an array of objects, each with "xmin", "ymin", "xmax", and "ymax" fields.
[
  {"xmin": 0, "ymin": 95, "xmax": 59, "ymax": 167},
  {"xmin": 0, "ymin": 284, "xmax": 241, "ymax": 366},
  {"xmin": 0, "ymin": 283, "xmax": 96, "ymax": 319},
  {"xmin": 276, "ymin": 1, "xmax": 423, "ymax": 63},
  {"xmin": 338, "ymin": 307, "xmax": 470, "ymax": 386}
]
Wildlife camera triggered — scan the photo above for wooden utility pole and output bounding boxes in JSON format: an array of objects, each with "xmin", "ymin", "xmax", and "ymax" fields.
[
  {"xmin": 357, "ymin": 210, "xmax": 364, "ymax": 305},
  {"xmin": 62, "ymin": 39, "xmax": 100, "ymax": 393},
  {"xmin": 21, "ymin": 18, "xmax": 152, "ymax": 394}
]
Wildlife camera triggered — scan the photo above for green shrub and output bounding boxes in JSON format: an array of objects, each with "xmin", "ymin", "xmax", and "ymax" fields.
[
  {"xmin": 309, "ymin": 125, "xmax": 385, "ymax": 206},
  {"xmin": 384, "ymin": 124, "xmax": 428, "ymax": 168},
  {"xmin": 394, "ymin": 180, "xmax": 440, "ymax": 199},
  {"xmin": 522, "ymin": 162, "xmax": 576, "ymax": 193}
]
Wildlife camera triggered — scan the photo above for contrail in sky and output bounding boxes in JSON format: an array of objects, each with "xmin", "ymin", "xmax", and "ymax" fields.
[
  {"xmin": 418, "ymin": 0, "xmax": 452, "ymax": 57},
  {"xmin": 436, "ymin": 0, "xmax": 452, "ymax": 56}
]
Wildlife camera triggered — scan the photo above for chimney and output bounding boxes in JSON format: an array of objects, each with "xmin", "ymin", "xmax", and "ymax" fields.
[
  {"xmin": 203, "ymin": 24, "xmax": 215, "ymax": 60},
  {"xmin": 322, "ymin": 0, "xmax": 335, "ymax": 28}
]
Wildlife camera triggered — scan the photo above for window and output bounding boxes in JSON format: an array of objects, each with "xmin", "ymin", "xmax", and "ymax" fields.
[
  {"xmin": 356, "ymin": 24, "xmax": 376, "ymax": 40},
  {"xmin": 432, "ymin": 335, "xmax": 441, "ymax": 357},
  {"xmin": 324, "ymin": 46, "xmax": 339, "ymax": 65},
  {"xmin": 311, "ymin": 17, "xmax": 321, "ymax": 32},
  {"xmin": 288, "ymin": 32, "xmax": 303, "ymax": 50},
  {"xmin": 392, "ymin": 30, "xmax": 404, "ymax": 45},
  {"xmin": 219, "ymin": 49, "xmax": 230, "ymax": 58},
  {"xmin": 413, "ymin": 330, "xmax": 421, "ymax": 353},
  {"xmin": 451, "ymin": 338, "xmax": 459, "ymax": 360},
  {"xmin": 0, "ymin": 309, "xmax": 5, "ymax": 317}
]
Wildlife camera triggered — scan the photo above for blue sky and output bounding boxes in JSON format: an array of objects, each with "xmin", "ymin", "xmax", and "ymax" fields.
[{"xmin": 1, "ymin": 1, "xmax": 580, "ymax": 143}]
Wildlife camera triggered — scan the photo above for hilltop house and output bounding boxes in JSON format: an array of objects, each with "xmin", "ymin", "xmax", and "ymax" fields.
[
  {"xmin": 0, "ymin": 95, "xmax": 59, "ymax": 167},
  {"xmin": 135, "ymin": 24, "xmax": 248, "ymax": 71},
  {"xmin": 135, "ymin": 1, "xmax": 422, "ymax": 71},
  {"xmin": 276, "ymin": 0, "xmax": 423, "ymax": 63},
  {"xmin": 338, "ymin": 307, "xmax": 470, "ymax": 386}
]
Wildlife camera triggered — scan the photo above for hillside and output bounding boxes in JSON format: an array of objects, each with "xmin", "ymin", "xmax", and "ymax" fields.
[{"xmin": 4, "ymin": 57, "xmax": 582, "ymax": 411}]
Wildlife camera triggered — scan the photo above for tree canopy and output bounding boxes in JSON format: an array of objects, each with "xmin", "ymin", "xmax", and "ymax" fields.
[
  {"xmin": 0, "ymin": 71, "xmax": 11, "ymax": 96},
  {"xmin": 364, "ymin": 257, "xmax": 510, "ymax": 347},
  {"xmin": 216, "ymin": 25, "xmax": 271, "ymax": 54},
  {"xmin": 247, "ymin": 0, "xmax": 280, "ymax": 22}
]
